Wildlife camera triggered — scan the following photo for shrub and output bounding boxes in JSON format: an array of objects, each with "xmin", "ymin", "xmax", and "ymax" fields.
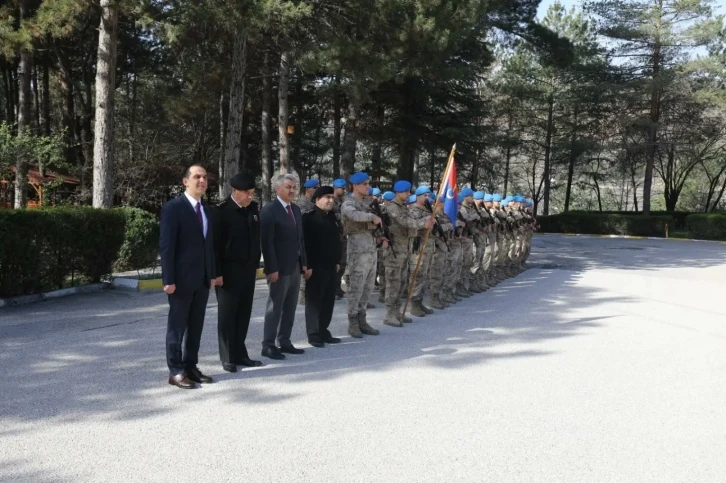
[
  {"xmin": 538, "ymin": 213, "xmax": 672, "ymax": 237},
  {"xmin": 0, "ymin": 207, "xmax": 126, "ymax": 298},
  {"xmin": 113, "ymin": 207, "xmax": 160, "ymax": 272},
  {"xmin": 685, "ymin": 214, "xmax": 726, "ymax": 241}
]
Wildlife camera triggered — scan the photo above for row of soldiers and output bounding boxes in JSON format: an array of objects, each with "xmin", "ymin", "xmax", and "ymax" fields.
[{"xmin": 296, "ymin": 172, "xmax": 537, "ymax": 337}]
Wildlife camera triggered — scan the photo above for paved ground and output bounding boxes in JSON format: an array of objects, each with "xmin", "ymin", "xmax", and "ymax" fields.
[{"xmin": 1, "ymin": 234, "xmax": 724, "ymax": 482}]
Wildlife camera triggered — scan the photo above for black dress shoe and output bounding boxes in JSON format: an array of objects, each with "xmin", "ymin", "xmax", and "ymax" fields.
[
  {"xmin": 308, "ymin": 340, "xmax": 325, "ymax": 348},
  {"xmin": 238, "ymin": 357, "xmax": 263, "ymax": 367},
  {"xmin": 168, "ymin": 374, "xmax": 197, "ymax": 389},
  {"xmin": 186, "ymin": 366, "xmax": 213, "ymax": 384},
  {"xmin": 261, "ymin": 346, "xmax": 286, "ymax": 360},
  {"xmin": 222, "ymin": 363, "xmax": 237, "ymax": 373},
  {"xmin": 280, "ymin": 345, "xmax": 305, "ymax": 355},
  {"xmin": 323, "ymin": 335, "xmax": 342, "ymax": 344}
]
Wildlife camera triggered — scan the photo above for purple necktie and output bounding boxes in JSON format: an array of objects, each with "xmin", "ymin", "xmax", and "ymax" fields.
[
  {"xmin": 195, "ymin": 202, "xmax": 203, "ymax": 231},
  {"xmin": 286, "ymin": 205, "xmax": 296, "ymax": 228}
]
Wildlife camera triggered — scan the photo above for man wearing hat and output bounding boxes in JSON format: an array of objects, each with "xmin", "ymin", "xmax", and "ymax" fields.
[
  {"xmin": 296, "ymin": 179, "xmax": 319, "ymax": 305},
  {"xmin": 302, "ymin": 186, "xmax": 343, "ymax": 347},
  {"xmin": 406, "ymin": 186, "xmax": 439, "ymax": 317},
  {"xmin": 380, "ymin": 181, "xmax": 433, "ymax": 327},
  {"xmin": 470, "ymin": 191, "xmax": 490, "ymax": 292},
  {"xmin": 480, "ymin": 193, "xmax": 497, "ymax": 287},
  {"xmin": 332, "ymin": 178, "xmax": 348, "ymax": 299},
  {"xmin": 427, "ymin": 193, "xmax": 454, "ymax": 310},
  {"xmin": 341, "ymin": 172, "xmax": 385, "ymax": 337},
  {"xmin": 458, "ymin": 188, "xmax": 479, "ymax": 296},
  {"xmin": 212, "ymin": 172, "xmax": 263, "ymax": 373},
  {"xmin": 444, "ymin": 194, "xmax": 467, "ymax": 302}
]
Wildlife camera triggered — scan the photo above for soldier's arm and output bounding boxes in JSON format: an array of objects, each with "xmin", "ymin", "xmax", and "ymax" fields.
[
  {"xmin": 389, "ymin": 205, "xmax": 428, "ymax": 229},
  {"xmin": 342, "ymin": 201, "xmax": 376, "ymax": 222}
]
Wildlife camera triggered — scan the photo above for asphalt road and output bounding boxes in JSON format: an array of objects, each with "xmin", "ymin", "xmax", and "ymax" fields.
[{"xmin": 1, "ymin": 234, "xmax": 724, "ymax": 482}]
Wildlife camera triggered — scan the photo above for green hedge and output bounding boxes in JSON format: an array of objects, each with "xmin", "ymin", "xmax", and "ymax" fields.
[
  {"xmin": 538, "ymin": 213, "xmax": 673, "ymax": 237},
  {"xmin": 685, "ymin": 214, "xmax": 726, "ymax": 241},
  {"xmin": 0, "ymin": 207, "xmax": 159, "ymax": 298},
  {"xmin": 569, "ymin": 210, "xmax": 690, "ymax": 229},
  {"xmin": 114, "ymin": 207, "xmax": 160, "ymax": 272}
]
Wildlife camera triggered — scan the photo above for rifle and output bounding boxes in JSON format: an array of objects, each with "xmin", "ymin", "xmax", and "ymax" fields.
[
  {"xmin": 424, "ymin": 200, "xmax": 450, "ymax": 252},
  {"xmin": 457, "ymin": 212, "xmax": 474, "ymax": 237},
  {"xmin": 370, "ymin": 198, "xmax": 396, "ymax": 259},
  {"xmin": 471, "ymin": 201, "xmax": 492, "ymax": 232}
]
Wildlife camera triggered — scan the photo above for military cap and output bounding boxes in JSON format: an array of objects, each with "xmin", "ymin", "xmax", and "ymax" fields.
[
  {"xmin": 473, "ymin": 191, "xmax": 485, "ymax": 200},
  {"xmin": 312, "ymin": 186, "xmax": 334, "ymax": 200},
  {"xmin": 371, "ymin": 187, "xmax": 382, "ymax": 196},
  {"xmin": 460, "ymin": 187, "xmax": 474, "ymax": 197},
  {"xmin": 414, "ymin": 185, "xmax": 431, "ymax": 196},
  {"xmin": 349, "ymin": 172, "xmax": 369, "ymax": 185},
  {"xmin": 393, "ymin": 180, "xmax": 412, "ymax": 193},
  {"xmin": 501, "ymin": 200, "xmax": 509, "ymax": 207},
  {"xmin": 408, "ymin": 194, "xmax": 417, "ymax": 204},
  {"xmin": 492, "ymin": 194, "xmax": 502, "ymax": 202},
  {"xmin": 230, "ymin": 172, "xmax": 256, "ymax": 191},
  {"xmin": 484, "ymin": 194, "xmax": 494, "ymax": 202},
  {"xmin": 428, "ymin": 193, "xmax": 436, "ymax": 203},
  {"xmin": 458, "ymin": 193, "xmax": 465, "ymax": 203},
  {"xmin": 304, "ymin": 179, "xmax": 320, "ymax": 189},
  {"xmin": 382, "ymin": 191, "xmax": 395, "ymax": 201},
  {"xmin": 333, "ymin": 178, "xmax": 347, "ymax": 188}
]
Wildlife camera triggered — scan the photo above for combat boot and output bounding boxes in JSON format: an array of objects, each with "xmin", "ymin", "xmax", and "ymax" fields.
[
  {"xmin": 378, "ymin": 290, "xmax": 385, "ymax": 304},
  {"xmin": 442, "ymin": 292, "xmax": 456, "ymax": 304},
  {"xmin": 410, "ymin": 299, "xmax": 428, "ymax": 317},
  {"xmin": 383, "ymin": 308, "xmax": 403, "ymax": 327},
  {"xmin": 421, "ymin": 301, "xmax": 434, "ymax": 314},
  {"xmin": 449, "ymin": 290, "xmax": 462, "ymax": 302},
  {"xmin": 358, "ymin": 312, "xmax": 380, "ymax": 335},
  {"xmin": 429, "ymin": 295, "xmax": 447, "ymax": 309},
  {"xmin": 347, "ymin": 315, "xmax": 363, "ymax": 338},
  {"xmin": 468, "ymin": 280, "xmax": 482, "ymax": 293},
  {"xmin": 396, "ymin": 309, "xmax": 413, "ymax": 324}
]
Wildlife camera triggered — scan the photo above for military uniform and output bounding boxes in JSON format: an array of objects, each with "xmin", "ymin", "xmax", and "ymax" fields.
[
  {"xmin": 428, "ymin": 211, "xmax": 453, "ymax": 308},
  {"xmin": 333, "ymin": 195, "xmax": 348, "ymax": 297},
  {"xmin": 341, "ymin": 190, "xmax": 381, "ymax": 337},
  {"xmin": 407, "ymin": 202, "xmax": 436, "ymax": 316},
  {"xmin": 458, "ymin": 203, "xmax": 478, "ymax": 295},
  {"xmin": 446, "ymin": 218, "xmax": 465, "ymax": 301}
]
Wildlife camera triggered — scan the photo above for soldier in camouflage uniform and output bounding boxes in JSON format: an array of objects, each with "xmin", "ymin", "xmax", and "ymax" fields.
[
  {"xmin": 332, "ymin": 178, "xmax": 347, "ymax": 298},
  {"xmin": 377, "ymin": 191, "xmax": 396, "ymax": 303},
  {"xmin": 296, "ymin": 179, "xmax": 319, "ymax": 305},
  {"xmin": 341, "ymin": 172, "xmax": 385, "ymax": 338},
  {"xmin": 482, "ymin": 194, "xmax": 498, "ymax": 286},
  {"xmin": 470, "ymin": 191, "xmax": 492, "ymax": 292},
  {"xmin": 382, "ymin": 182, "xmax": 432, "ymax": 327},
  {"xmin": 458, "ymin": 188, "xmax": 479, "ymax": 295},
  {"xmin": 406, "ymin": 186, "xmax": 438, "ymax": 317},
  {"xmin": 428, "ymin": 193, "xmax": 453, "ymax": 309}
]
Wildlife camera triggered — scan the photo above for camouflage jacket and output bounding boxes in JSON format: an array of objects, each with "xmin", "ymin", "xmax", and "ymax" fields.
[
  {"xmin": 341, "ymin": 195, "xmax": 377, "ymax": 254},
  {"xmin": 385, "ymin": 200, "xmax": 427, "ymax": 241},
  {"xmin": 296, "ymin": 196, "xmax": 315, "ymax": 215},
  {"xmin": 409, "ymin": 204, "xmax": 435, "ymax": 250}
]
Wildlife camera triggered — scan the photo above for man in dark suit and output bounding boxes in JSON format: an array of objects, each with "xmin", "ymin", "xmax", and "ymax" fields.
[
  {"xmin": 159, "ymin": 165, "xmax": 216, "ymax": 389},
  {"xmin": 302, "ymin": 186, "xmax": 342, "ymax": 347},
  {"xmin": 259, "ymin": 173, "xmax": 310, "ymax": 360},
  {"xmin": 212, "ymin": 172, "xmax": 262, "ymax": 373}
]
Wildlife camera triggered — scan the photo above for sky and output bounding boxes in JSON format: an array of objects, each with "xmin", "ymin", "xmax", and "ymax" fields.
[{"xmin": 537, "ymin": 0, "xmax": 726, "ymax": 19}]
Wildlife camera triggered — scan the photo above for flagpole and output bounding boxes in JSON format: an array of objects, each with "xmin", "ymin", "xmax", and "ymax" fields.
[{"xmin": 402, "ymin": 143, "xmax": 457, "ymax": 320}]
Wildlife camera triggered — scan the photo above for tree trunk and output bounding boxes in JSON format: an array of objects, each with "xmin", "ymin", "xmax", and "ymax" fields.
[
  {"xmin": 41, "ymin": 57, "xmax": 50, "ymax": 137},
  {"xmin": 429, "ymin": 148, "xmax": 435, "ymax": 187},
  {"xmin": 128, "ymin": 71, "xmax": 137, "ymax": 166},
  {"xmin": 278, "ymin": 51, "xmax": 291, "ymax": 174},
  {"xmin": 332, "ymin": 86, "xmax": 342, "ymax": 179},
  {"xmin": 261, "ymin": 49, "xmax": 273, "ymax": 204},
  {"xmin": 503, "ymin": 108, "xmax": 513, "ymax": 194},
  {"xmin": 542, "ymin": 94, "xmax": 554, "ymax": 215},
  {"xmin": 630, "ymin": 170, "xmax": 639, "ymax": 212},
  {"xmin": 92, "ymin": 0, "xmax": 119, "ymax": 208},
  {"xmin": 341, "ymin": 87, "xmax": 359, "ymax": 180},
  {"xmin": 643, "ymin": 36, "xmax": 662, "ymax": 216},
  {"xmin": 222, "ymin": 30, "xmax": 248, "ymax": 196},
  {"xmin": 564, "ymin": 105, "xmax": 579, "ymax": 212},
  {"xmin": 14, "ymin": 2, "xmax": 32, "ymax": 209},
  {"xmin": 32, "ymin": 62, "xmax": 40, "ymax": 132},
  {"xmin": 370, "ymin": 102, "xmax": 384, "ymax": 183},
  {"xmin": 471, "ymin": 150, "xmax": 480, "ymax": 188},
  {"xmin": 1, "ymin": 59, "xmax": 15, "ymax": 125},
  {"xmin": 218, "ymin": 91, "xmax": 226, "ymax": 198}
]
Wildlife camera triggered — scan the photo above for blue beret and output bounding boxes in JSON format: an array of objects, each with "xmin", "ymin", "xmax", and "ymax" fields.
[
  {"xmin": 492, "ymin": 194, "xmax": 502, "ymax": 202},
  {"xmin": 408, "ymin": 194, "xmax": 417, "ymax": 204},
  {"xmin": 371, "ymin": 187, "xmax": 381, "ymax": 196},
  {"xmin": 484, "ymin": 194, "xmax": 493, "ymax": 202},
  {"xmin": 461, "ymin": 187, "xmax": 474, "ymax": 197},
  {"xmin": 501, "ymin": 200, "xmax": 509, "ymax": 207},
  {"xmin": 473, "ymin": 191, "xmax": 484, "ymax": 200},
  {"xmin": 333, "ymin": 178, "xmax": 346, "ymax": 188},
  {"xmin": 349, "ymin": 172, "xmax": 369, "ymax": 185},
  {"xmin": 516, "ymin": 195, "xmax": 526, "ymax": 202},
  {"xmin": 526, "ymin": 200, "xmax": 533, "ymax": 207},
  {"xmin": 382, "ymin": 191, "xmax": 395, "ymax": 201},
  {"xmin": 304, "ymin": 179, "xmax": 319, "ymax": 189},
  {"xmin": 428, "ymin": 193, "xmax": 436, "ymax": 202},
  {"xmin": 415, "ymin": 185, "xmax": 431, "ymax": 196},
  {"xmin": 393, "ymin": 180, "xmax": 412, "ymax": 193},
  {"xmin": 458, "ymin": 193, "xmax": 465, "ymax": 203}
]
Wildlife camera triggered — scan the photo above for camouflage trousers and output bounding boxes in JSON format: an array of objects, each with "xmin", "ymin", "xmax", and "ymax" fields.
[
  {"xmin": 346, "ymin": 250, "xmax": 377, "ymax": 318},
  {"xmin": 446, "ymin": 238, "xmax": 463, "ymax": 295},
  {"xmin": 472, "ymin": 233, "xmax": 487, "ymax": 282},
  {"xmin": 483, "ymin": 231, "xmax": 495, "ymax": 273},
  {"xmin": 461, "ymin": 237, "xmax": 475, "ymax": 289},
  {"xmin": 409, "ymin": 241, "xmax": 434, "ymax": 301},
  {"xmin": 383, "ymin": 245, "xmax": 408, "ymax": 309},
  {"xmin": 428, "ymin": 243, "xmax": 449, "ymax": 298},
  {"xmin": 377, "ymin": 247, "xmax": 386, "ymax": 293}
]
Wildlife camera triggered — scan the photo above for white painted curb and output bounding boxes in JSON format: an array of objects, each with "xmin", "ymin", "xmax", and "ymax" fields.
[{"xmin": 0, "ymin": 283, "xmax": 107, "ymax": 309}]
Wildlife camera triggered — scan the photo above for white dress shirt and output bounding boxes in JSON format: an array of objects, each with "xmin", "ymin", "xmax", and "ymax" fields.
[{"xmin": 184, "ymin": 192, "xmax": 208, "ymax": 238}]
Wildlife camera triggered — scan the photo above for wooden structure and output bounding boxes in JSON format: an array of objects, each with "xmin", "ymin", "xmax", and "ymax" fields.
[{"xmin": 0, "ymin": 165, "xmax": 80, "ymax": 208}]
